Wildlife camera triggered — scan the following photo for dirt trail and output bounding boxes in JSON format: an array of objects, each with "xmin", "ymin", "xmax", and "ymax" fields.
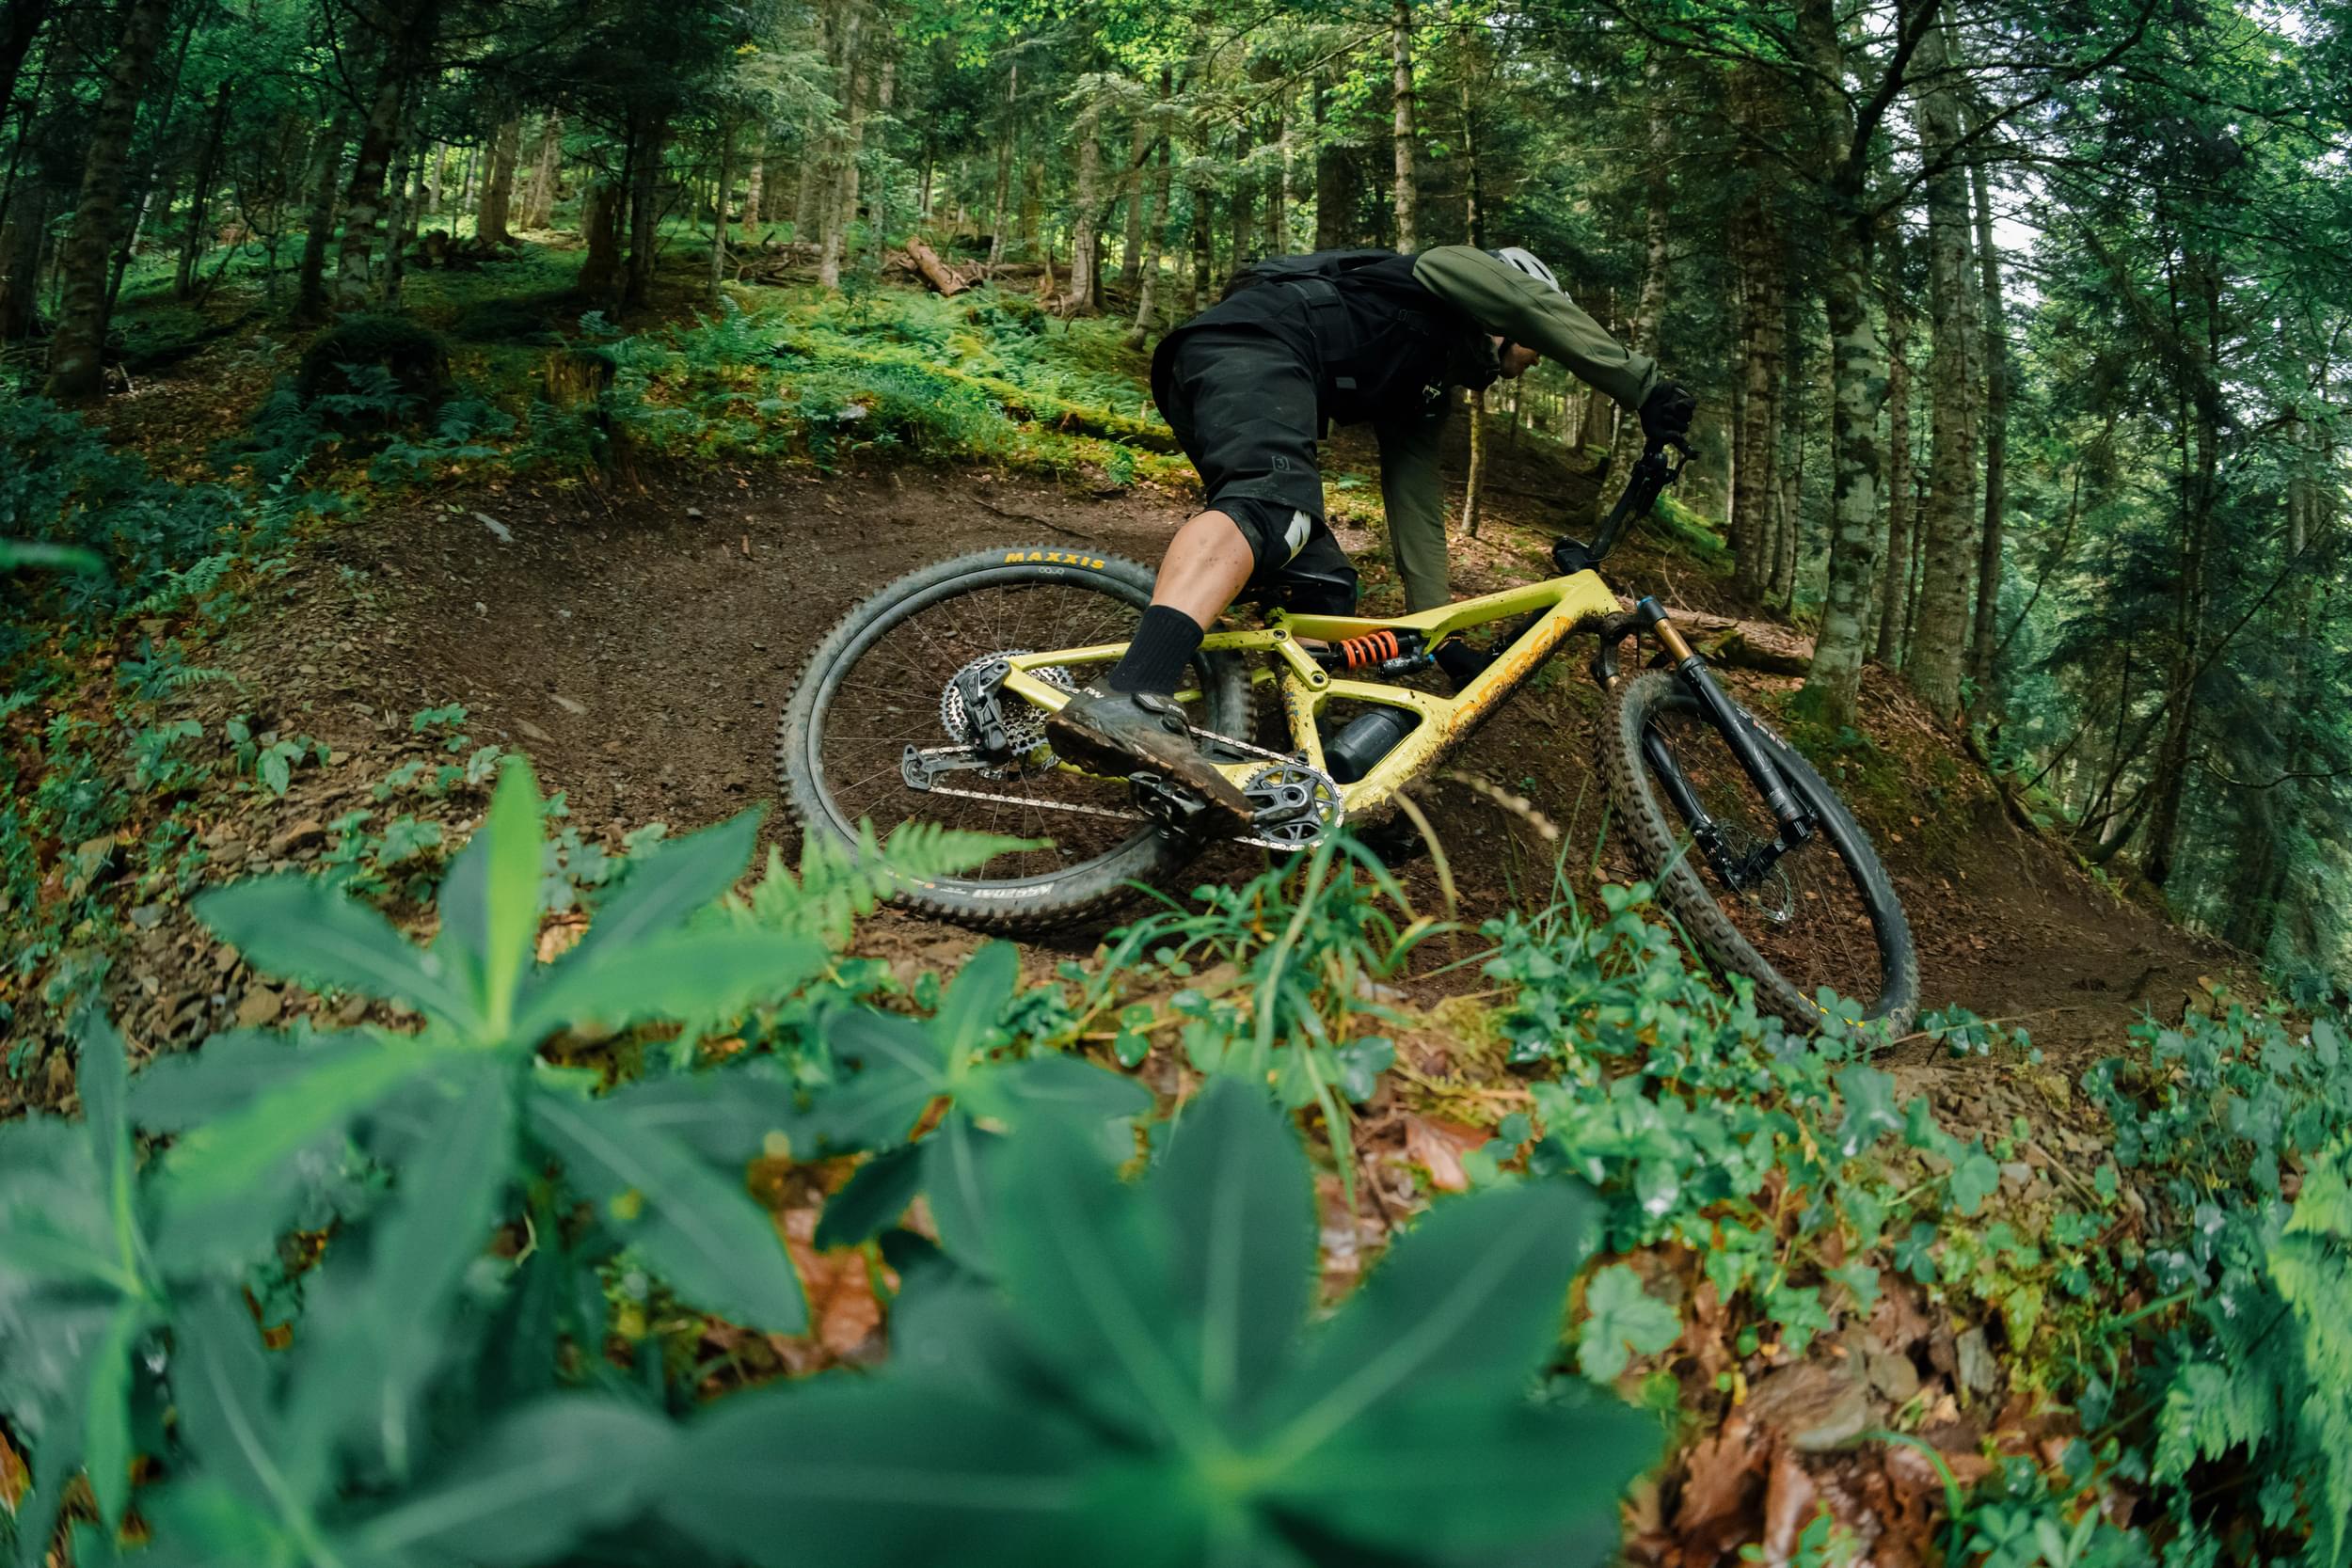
[{"xmin": 183, "ymin": 448, "xmax": 2237, "ymax": 1082}]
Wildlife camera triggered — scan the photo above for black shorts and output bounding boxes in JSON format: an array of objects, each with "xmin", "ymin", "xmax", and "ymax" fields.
[{"xmin": 1151, "ymin": 324, "xmax": 1337, "ymax": 576}]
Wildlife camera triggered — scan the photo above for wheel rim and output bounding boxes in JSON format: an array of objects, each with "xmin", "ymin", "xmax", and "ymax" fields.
[
  {"xmin": 1636, "ymin": 700, "xmax": 1892, "ymax": 1018},
  {"xmin": 800, "ymin": 569, "xmax": 1216, "ymax": 887}
]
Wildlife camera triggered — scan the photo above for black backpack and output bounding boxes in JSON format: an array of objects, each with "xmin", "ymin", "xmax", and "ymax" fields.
[{"xmin": 1220, "ymin": 248, "xmax": 1495, "ymax": 421}]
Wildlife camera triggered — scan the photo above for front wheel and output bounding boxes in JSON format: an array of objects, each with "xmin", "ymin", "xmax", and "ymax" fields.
[{"xmin": 1602, "ymin": 670, "xmax": 1918, "ymax": 1034}]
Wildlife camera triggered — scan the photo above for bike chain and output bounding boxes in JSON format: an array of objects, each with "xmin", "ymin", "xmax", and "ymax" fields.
[{"xmin": 908, "ymin": 723, "xmax": 1342, "ymax": 852}]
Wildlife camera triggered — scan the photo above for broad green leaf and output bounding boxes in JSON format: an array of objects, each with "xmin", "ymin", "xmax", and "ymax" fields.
[
  {"xmin": 125, "ymin": 1031, "xmax": 356, "ymax": 1133},
  {"xmin": 1275, "ymin": 1180, "xmax": 1601, "ymax": 1434},
  {"xmin": 985, "ymin": 1111, "xmax": 1187, "ymax": 1442},
  {"xmin": 1576, "ymin": 1263, "xmax": 1681, "ymax": 1383},
  {"xmin": 195, "ymin": 879, "xmax": 475, "ymax": 1030},
  {"xmin": 802, "ymin": 1008, "xmax": 951, "ymax": 1151},
  {"xmin": 964, "ymin": 1053, "xmax": 1152, "ymax": 1142},
  {"xmin": 77, "ymin": 1015, "xmax": 133, "ymax": 1250},
  {"xmin": 1265, "ymin": 1394, "xmax": 1659, "ymax": 1555},
  {"xmin": 1950, "ymin": 1147, "xmax": 2002, "ymax": 1215},
  {"xmin": 658, "ymin": 1380, "xmax": 1089, "ymax": 1568},
  {"xmin": 83, "ymin": 1303, "xmax": 147, "ymax": 1531},
  {"xmin": 170, "ymin": 1291, "xmax": 305, "ymax": 1521},
  {"xmin": 926, "ymin": 1111, "xmax": 1009, "ymax": 1277},
  {"xmin": 813, "ymin": 1141, "xmax": 928, "ymax": 1251},
  {"xmin": 511, "ymin": 930, "xmax": 826, "ymax": 1045},
  {"xmin": 478, "ymin": 758, "xmax": 547, "ymax": 1030},
  {"xmin": 1154, "ymin": 1078, "xmax": 1316, "ymax": 1418},
  {"xmin": 530, "ymin": 1091, "xmax": 806, "ymax": 1333},
  {"xmin": 570, "ymin": 808, "xmax": 761, "ymax": 964},
  {"xmin": 1833, "ymin": 1063, "xmax": 1902, "ymax": 1157},
  {"xmin": 0, "ymin": 539, "xmax": 103, "ymax": 573},
  {"xmin": 290, "ymin": 1072, "xmax": 514, "ymax": 1485},
  {"xmin": 936, "ymin": 941, "xmax": 1019, "ymax": 1069},
  {"xmin": 598, "ymin": 1067, "xmax": 809, "ymax": 1166},
  {"xmin": 161, "ymin": 1044, "xmax": 438, "ymax": 1227},
  {"xmin": 353, "ymin": 1400, "xmax": 677, "ymax": 1566}
]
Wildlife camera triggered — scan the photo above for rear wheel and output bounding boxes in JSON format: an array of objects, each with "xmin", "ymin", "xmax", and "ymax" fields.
[
  {"xmin": 776, "ymin": 546, "xmax": 1249, "ymax": 934},
  {"xmin": 1602, "ymin": 670, "xmax": 1918, "ymax": 1033}
]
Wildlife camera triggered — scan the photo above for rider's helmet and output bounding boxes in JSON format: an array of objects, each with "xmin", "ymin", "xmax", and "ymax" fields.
[{"xmin": 1489, "ymin": 246, "xmax": 1562, "ymax": 292}]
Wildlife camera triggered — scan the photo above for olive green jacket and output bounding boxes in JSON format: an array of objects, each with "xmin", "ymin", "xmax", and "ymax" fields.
[{"xmin": 1379, "ymin": 245, "xmax": 1658, "ymax": 612}]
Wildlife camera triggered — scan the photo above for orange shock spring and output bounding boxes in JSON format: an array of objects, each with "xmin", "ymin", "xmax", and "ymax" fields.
[{"xmin": 1335, "ymin": 629, "xmax": 1402, "ymax": 670}]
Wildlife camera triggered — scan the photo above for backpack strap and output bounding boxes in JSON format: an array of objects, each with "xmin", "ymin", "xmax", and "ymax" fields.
[{"xmin": 1279, "ymin": 276, "xmax": 1358, "ymax": 390}]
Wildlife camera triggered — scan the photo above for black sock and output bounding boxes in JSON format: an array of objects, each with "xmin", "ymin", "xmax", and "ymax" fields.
[{"xmin": 1104, "ymin": 605, "xmax": 1205, "ymax": 695}]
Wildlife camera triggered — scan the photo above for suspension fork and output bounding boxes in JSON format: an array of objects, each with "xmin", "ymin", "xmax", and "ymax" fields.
[{"xmin": 1615, "ymin": 598, "xmax": 1817, "ymax": 888}]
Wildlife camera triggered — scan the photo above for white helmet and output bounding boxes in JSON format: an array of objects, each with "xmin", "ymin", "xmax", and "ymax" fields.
[{"xmin": 1490, "ymin": 246, "xmax": 1561, "ymax": 292}]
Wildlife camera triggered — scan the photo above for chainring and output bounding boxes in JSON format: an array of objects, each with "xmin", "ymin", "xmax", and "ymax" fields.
[{"xmin": 1243, "ymin": 759, "xmax": 1343, "ymax": 849}]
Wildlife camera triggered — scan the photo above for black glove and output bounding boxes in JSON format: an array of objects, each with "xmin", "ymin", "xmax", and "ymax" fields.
[{"xmin": 1639, "ymin": 379, "xmax": 1696, "ymax": 442}]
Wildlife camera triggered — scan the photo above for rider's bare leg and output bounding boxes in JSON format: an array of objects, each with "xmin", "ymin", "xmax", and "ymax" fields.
[{"xmin": 1146, "ymin": 509, "xmax": 1254, "ymax": 627}]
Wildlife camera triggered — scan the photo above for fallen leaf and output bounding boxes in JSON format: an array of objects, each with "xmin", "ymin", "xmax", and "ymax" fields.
[
  {"xmin": 777, "ymin": 1207, "xmax": 884, "ymax": 1364},
  {"xmin": 1674, "ymin": 1414, "xmax": 1762, "ymax": 1547},
  {"xmin": 1759, "ymin": 1446, "xmax": 1820, "ymax": 1563},
  {"xmin": 1403, "ymin": 1114, "xmax": 1486, "ymax": 1193}
]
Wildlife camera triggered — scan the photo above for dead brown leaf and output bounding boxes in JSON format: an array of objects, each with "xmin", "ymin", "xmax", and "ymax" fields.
[
  {"xmin": 1674, "ymin": 1413, "xmax": 1763, "ymax": 1553},
  {"xmin": 775, "ymin": 1207, "xmax": 886, "ymax": 1364},
  {"xmin": 1760, "ymin": 1446, "xmax": 1821, "ymax": 1563},
  {"xmin": 0, "ymin": 1422, "xmax": 25, "ymax": 1511},
  {"xmin": 1402, "ymin": 1114, "xmax": 1487, "ymax": 1193}
]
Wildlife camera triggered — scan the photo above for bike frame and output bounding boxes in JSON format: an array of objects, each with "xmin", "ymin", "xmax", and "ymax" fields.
[{"xmin": 995, "ymin": 567, "xmax": 1627, "ymax": 826}]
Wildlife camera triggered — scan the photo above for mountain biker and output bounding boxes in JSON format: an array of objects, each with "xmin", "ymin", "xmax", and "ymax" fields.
[{"xmin": 1046, "ymin": 244, "xmax": 1698, "ymax": 827}]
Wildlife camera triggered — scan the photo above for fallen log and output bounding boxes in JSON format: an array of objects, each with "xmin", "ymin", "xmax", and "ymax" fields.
[
  {"xmin": 1609, "ymin": 598, "xmax": 1816, "ymax": 675},
  {"xmin": 905, "ymin": 237, "xmax": 968, "ymax": 297}
]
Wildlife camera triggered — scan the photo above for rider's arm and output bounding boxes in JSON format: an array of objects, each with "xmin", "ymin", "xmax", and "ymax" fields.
[
  {"xmin": 1412, "ymin": 245, "xmax": 1659, "ymax": 410},
  {"xmin": 1376, "ymin": 404, "xmax": 1454, "ymax": 614}
]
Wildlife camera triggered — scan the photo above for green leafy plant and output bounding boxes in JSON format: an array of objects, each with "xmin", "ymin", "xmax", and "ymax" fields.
[{"xmin": 661, "ymin": 1078, "xmax": 1659, "ymax": 1568}]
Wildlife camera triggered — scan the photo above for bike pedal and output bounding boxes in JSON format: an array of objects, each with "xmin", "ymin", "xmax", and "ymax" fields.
[{"xmin": 1127, "ymin": 770, "xmax": 1210, "ymax": 829}]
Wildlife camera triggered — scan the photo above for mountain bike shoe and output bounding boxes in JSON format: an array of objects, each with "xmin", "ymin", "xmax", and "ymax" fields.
[{"xmin": 1045, "ymin": 688, "xmax": 1254, "ymax": 831}]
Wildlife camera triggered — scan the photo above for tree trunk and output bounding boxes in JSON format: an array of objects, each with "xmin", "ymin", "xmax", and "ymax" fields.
[
  {"xmin": 1185, "ymin": 116, "xmax": 1212, "ymax": 315},
  {"xmin": 1770, "ymin": 284, "xmax": 1805, "ymax": 610},
  {"xmin": 1264, "ymin": 91, "xmax": 1288, "ymax": 256},
  {"xmin": 1066, "ymin": 99, "xmax": 1102, "ymax": 312},
  {"xmin": 173, "ymin": 81, "xmax": 232, "ymax": 300},
  {"xmin": 867, "ymin": 53, "xmax": 896, "ymax": 276},
  {"xmin": 576, "ymin": 167, "xmax": 623, "ymax": 308},
  {"xmin": 739, "ymin": 131, "xmax": 764, "ymax": 245},
  {"xmin": 521, "ymin": 111, "xmax": 562, "ymax": 229},
  {"xmin": 336, "ymin": 0, "xmax": 438, "ymax": 312},
  {"xmin": 1389, "ymin": 0, "xmax": 1417, "ymax": 251},
  {"xmin": 818, "ymin": 1, "xmax": 871, "ymax": 289},
  {"xmin": 1463, "ymin": 389, "xmax": 1487, "ymax": 536},
  {"xmin": 1801, "ymin": 220, "xmax": 1887, "ymax": 722},
  {"xmin": 294, "ymin": 116, "xmax": 349, "ymax": 322},
  {"xmin": 986, "ymin": 63, "xmax": 1015, "ymax": 265},
  {"xmin": 1730, "ymin": 73, "xmax": 1783, "ymax": 601},
  {"xmin": 708, "ymin": 116, "xmax": 734, "ymax": 301},
  {"xmin": 43, "ymin": 0, "xmax": 173, "ymax": 400},
  {"xmin": 2140, "ymin": 257, "xmax": 2220, "ymax": 887},
  {"xmin": 624, "ymin": 115, "xmax": 666, "ymax": 308},
  {"xmin": 1902, "ymin": 8, "xmax": 1980, "ymax": 718},
  {"xmin": 382, "ymin": 110, "xmax": 424, "ymax": 305},
  {"xmin": 478, "ymin": 115, "xmax": 521, "ymax": 245},
  {"xmin": 1457, "ymin": 73, "xmax": 1482, "ymax": 247},
  {"xmin": 1597, "ymin": 82, "xmax": 1670, "ymax": 525},
  {"xmin": 1124, "ymin": 72, "xmax": 1171, "ymax": 349},
  {"xmin": 1965, "ymin": 142, "xmax": 2010, "ymax": 694},
  {"xmin": 1312, "ymin": 74, "xmax": 1353, "ymax": 250},
  {"xmin": 1228, "ymin": 123, "xmax": 1252, "ymax": 271},
  {"xmin": 1874, "ymin": 261, "xmax": 1914, "ymax": 665},
  {"xmin": 1119, "ymin": 107, "xmax": 1148, "ymax": 288}
]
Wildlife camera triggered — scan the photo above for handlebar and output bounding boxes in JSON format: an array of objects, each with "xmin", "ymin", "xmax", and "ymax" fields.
[{"xmin": 1551, "ymin": 434, "xmax": 1689, "ymax": 576}]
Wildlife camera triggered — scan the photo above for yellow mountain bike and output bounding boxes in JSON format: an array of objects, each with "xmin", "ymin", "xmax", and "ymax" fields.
[{"xmin": 778, "ymin": 440, "xmax": 1918, "ymax": 1030}]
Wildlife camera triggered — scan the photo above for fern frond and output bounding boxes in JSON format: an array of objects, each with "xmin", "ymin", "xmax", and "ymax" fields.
[
  {"xmin": 2278, "ymin": 1134, "xmax": 2352, "ymax": 1568},
  {"xmin": 727, "ymin": 822, "xmax": 1040, "ymax": 947}
]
